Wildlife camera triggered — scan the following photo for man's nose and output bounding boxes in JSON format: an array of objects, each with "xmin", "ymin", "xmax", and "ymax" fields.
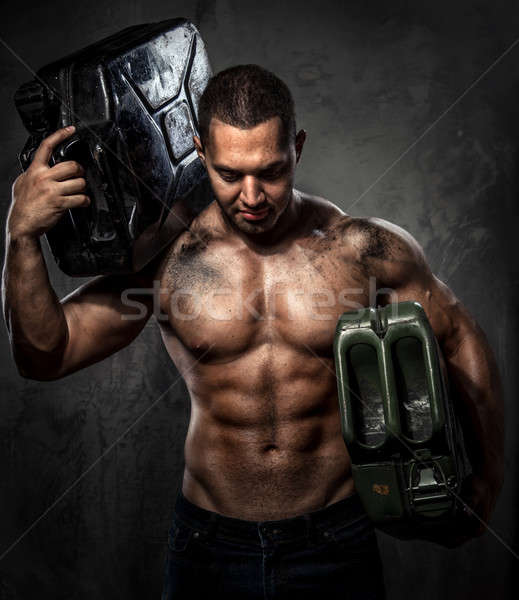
[{"xmin": 240, "ymin": 176, "xmax": 265, "ymax": 207}]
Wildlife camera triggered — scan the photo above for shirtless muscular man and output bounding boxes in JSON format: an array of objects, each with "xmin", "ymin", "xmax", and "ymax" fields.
[{"xmin": 3, "ymin": 65, "xmax": 504, "ymax": 600}]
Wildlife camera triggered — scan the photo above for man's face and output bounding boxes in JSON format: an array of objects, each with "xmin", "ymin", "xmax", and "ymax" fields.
[{"xmin": 194, "ymin": 116, "xmax": 305, "ymax": 236}]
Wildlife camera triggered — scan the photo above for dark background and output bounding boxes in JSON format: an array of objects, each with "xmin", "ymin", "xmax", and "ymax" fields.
[{"xmin": 1, "ymin": 0, "xmax": 518, "ymax": 598}]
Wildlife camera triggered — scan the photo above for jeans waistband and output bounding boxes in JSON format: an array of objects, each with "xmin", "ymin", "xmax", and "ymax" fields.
[{"xmin": 173, "ymin": 490, "xmax": 367, "ymax": 544}]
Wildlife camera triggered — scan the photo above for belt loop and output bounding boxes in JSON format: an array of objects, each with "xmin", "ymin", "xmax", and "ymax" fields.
[
  {"xmin": 205, "ymin": 512, "xmax": 217, "ymax": 539},
  {"xmin": 304, "ymin": 513, "xmax": 314, "ymax": 544}
]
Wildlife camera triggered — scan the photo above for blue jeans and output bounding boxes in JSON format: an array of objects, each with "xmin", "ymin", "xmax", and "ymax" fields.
[{"xmin": 161, "ymin": 491, "xmax": 386, "ymax": 599}]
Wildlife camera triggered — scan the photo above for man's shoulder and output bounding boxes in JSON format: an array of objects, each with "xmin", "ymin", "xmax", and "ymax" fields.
[
  {"xmin": 340, "ymin": 215, "xmax": 425, "ymax": 263},
  {"xmin": 343, "ymin": 216, "xmax": 430, "ymax": 289},
  {"xmin": 299, "ymin": 195, "xmax": 423, "ymax": 260}
]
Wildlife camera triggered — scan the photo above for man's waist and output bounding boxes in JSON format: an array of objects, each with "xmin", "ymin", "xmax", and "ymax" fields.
[{"xmin": 172, "ymin": 488, "xmax": 368, "ymax": 547}]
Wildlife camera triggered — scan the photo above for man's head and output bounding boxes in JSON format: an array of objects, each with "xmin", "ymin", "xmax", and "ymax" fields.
[{"xmin": 194, "ymin": 65, "xmax": 306, "ymax": 238}]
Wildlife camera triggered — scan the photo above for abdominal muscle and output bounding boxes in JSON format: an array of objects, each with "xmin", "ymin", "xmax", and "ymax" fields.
[{"xmin": 180, "ymin": 377, "xmax": 355, "ymax": 521}]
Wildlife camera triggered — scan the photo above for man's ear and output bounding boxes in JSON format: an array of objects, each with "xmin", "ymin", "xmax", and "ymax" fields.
[
  {"xmin": 193, "ymin": 135, "xmax": 206, "ymax": 165},
  {"xmin": 295, "ymin": 129, "xmax": 307, "ymax": 163}
]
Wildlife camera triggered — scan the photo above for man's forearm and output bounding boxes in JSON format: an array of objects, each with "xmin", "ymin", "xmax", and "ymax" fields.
[
  {"xmin": 2, "ymin": 232, "xmax": 68, "ymax": 376},
  {"xmin": 443, "ymin": 320, "xmax": 505, "ymax": 486}
]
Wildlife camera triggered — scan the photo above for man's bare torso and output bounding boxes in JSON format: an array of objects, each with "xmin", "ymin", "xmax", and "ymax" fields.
[{"xmin": 148, "ymin": 191, "xmax": 374, "ymax": 521}]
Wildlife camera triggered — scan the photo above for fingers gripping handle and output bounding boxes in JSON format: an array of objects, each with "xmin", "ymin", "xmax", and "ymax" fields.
[
  {"xmin": 52, "ymin": 133, "xmax": 82, "ymax": 165},
  {"xmin": 53, "ymin": 130, "xmax": 116, "ymax": 243}
]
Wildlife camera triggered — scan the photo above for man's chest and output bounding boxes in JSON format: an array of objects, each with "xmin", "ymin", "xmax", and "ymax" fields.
[{"xmin": 156, "ymin": 236, "xmax": 371, "ymax": 357}]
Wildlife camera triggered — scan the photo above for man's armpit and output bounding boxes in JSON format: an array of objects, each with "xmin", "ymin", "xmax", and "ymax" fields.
[{"xmin": 416, "ymin": 275, "xmax": 462, "ymax": 350}]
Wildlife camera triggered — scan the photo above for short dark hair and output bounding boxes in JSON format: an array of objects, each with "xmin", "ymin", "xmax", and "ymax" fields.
[{"xmin": 197, "ymin": 64, "xmax": 296, "ymax": 147}]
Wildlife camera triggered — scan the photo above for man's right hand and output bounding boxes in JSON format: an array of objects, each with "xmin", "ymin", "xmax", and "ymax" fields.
[{"xmin": 7, "ymin": 125, "xmax": 90, "ymax": 240}]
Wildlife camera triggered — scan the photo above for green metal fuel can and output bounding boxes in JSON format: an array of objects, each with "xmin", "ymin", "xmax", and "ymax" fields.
[{"xmin": 333, "ymin": 301, "xmax": 470, "ymax": 542}]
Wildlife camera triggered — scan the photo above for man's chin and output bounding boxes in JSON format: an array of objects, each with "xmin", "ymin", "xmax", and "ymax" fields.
[{"xmin": 234, "ymin": 213, "xmax": 274, "ymax": 234}]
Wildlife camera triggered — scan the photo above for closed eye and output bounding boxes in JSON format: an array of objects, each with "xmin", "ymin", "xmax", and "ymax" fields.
[
  {"xmin": 259, "ymin": 164, "xmax": 289, "ymax": 181},
  {"xmin": 260, "ymin": 169, "xmax": 281, "ymax": 181},
  {"xmin": 217, "ymin": 169, "xmax": 242, "ymax": 183}
]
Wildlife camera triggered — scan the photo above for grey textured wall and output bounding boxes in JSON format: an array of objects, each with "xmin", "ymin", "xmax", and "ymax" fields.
[{"xmin": 1, "ymin": 1, "xmax": 518, "ymax": 598}]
